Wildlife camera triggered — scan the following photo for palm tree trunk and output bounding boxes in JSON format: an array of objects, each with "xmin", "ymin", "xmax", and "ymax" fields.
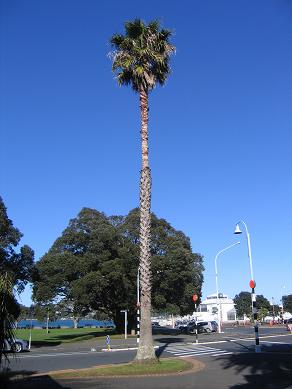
[{"xmin": 135, "ymin": 88, "xmax": 156, "ymax": 362}]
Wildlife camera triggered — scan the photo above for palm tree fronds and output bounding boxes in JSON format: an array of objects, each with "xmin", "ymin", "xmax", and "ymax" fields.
[{"xmin": 109, "ymin": 19, "xmax": 175, "ymax": 93}]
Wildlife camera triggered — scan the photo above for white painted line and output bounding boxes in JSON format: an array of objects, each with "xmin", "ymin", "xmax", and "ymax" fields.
[
  {"xmin": 212, "ymin": 352, "xmax": 233, "ymax": 356},
  {"xmin": 101, "ymin": 347, "xmax": 138, "ymax": 352},
  {"xmin": 175, "ymin": 349, "xmax": 224, "ymax": 356},
  {"xmin": 178, "ymin": 350, "xmax": 228, "ymax": 357},
  {"xmin": 228, "ymin": 333, "xmax": 292, "ymax": 343},
  {"xmin": 188, "ymin": 340, "xmax": 227, "ymax": 345},
  {"xmin": 17, "ymin": 351, "xmax": 99, "ymax": 359},
  {"xmin": 101, "ymin": 345, "xmax": 159, "ymax": 352},
  {"xmin": 167, "ymin": 346, "xmax": 219, "ymax": 352}
]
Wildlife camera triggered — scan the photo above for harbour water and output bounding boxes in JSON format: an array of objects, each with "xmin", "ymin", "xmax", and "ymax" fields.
[{"xmin": 16, "ymin": 319, "xmax": 115, "ymax": 329}]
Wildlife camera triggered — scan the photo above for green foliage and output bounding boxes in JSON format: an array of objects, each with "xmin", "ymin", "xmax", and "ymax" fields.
[
  {"xmin": 234, "ymin": 291, "xmax": 271, "ymax": 319},
  {"xmin": 0, "ymin": 197, "xmax": 34, "ymax": 365},
  {"xmin": 258, "ymin": 307, "xmax": 269, "ymax": 322},
  {"xmin": 50, "ymin": 358, "xmax": 192, "ymax": 378},
  {"xmin": 33, "ymin": 208, "xmax": 204, "ymax": 330},
  {"xmin": 256, "ymin": 295, "xmax": 271, "ymax": 311},
  {"xmin": 14, "ymin": 328, "xmax": 115, "ymax": 345},
  {"xmin": 271, "ymin": 304, "xmax": 281, "ymax": 316},
  {"xmin": 0, "ymin": 196, "xmax": 34, "ymax": 293},
  {"xmin": 17, "ymin": 304, "xmax": 32, "ymax": 321},
  {"xmin": 110, "ymin": 19, "xmax": 175, "ymax": 93},
  {"xmin": 283, "ymin": 295, "xmax": 292, "ymax": 313},
  {"xmin": 234, "ymin": 292, "xmax": 251, "ymax": 318},
  {"xmin": 0, "ymin": 274, "xmax": 20, "ymax": 366}
]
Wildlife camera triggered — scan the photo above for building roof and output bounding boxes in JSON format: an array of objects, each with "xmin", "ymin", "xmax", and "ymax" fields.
[{"xmin": 201, "ymin": 293, "xmax": 234, "ymax": 305}]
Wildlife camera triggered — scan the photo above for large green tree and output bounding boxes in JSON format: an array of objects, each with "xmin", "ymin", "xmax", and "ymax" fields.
[
  {"xmin": 0, "ymin": 197, "xmax": 34, "ymax": 365},
  {"xmin": 0, "ymin": 196, "xmax": 34, "ymax": 292},
  {"xmin": 110, "ymin": 19, "xmax": 175, "ymax": 362},
  {"xmin": 234, "ymin": 291, "xmax": 271, "ymax": 319},
  {"xmin": 0, "ymin": 274, "xmax": 20, "ymax": 367},
  {"xmin": 283, "ymin": 295, "xmax": 292, "ymax": 314},
  {"xmin": 33, "ymin": 208, "xmax": 203, "ymax": 333}
]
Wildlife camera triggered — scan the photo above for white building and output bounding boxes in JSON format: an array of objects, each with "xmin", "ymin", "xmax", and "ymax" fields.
[{"xmin": 194, "ymin": 293, "xmax": 237, "ymax": 323}]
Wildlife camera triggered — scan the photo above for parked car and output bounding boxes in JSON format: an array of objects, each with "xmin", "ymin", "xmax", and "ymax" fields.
[
  {"xmin": 3, "ymin": 338, "xmax": 29, "ymax": 353},
  {"xmin": 186, "ymin": 321, "xmax": 215, "ymax": 334},
  {"xmin": 152, "ymin": 323, "xmax": 180, "ymax": 335},
  {"xmin": 209, "ymin": 320, "xmax": 218, "ymax": 332},
  {"xmin": 175, "ymin": 321, "xmax": 189, "ymax": 333},
  {"xmin": 284, "ymin": 318, "xmax": 292, "ymax": 324},
  {"xmin": 179, "ymin": 320, "xmax": 196, "ymax": 334},
  {"xmin": 285, "ymin": 318, "xmax": 292, "ymax": 331}
]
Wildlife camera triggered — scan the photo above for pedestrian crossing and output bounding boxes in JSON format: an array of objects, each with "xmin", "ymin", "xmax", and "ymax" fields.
[{"xmin": 165, "ymin": 343, "xmax": 233, "ymax": 358}]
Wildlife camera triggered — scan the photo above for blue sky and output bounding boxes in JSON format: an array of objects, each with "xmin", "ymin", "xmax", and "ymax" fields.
[{"xmin": 1, "ymin": 0, "xmax": 291, "ymax": 307}]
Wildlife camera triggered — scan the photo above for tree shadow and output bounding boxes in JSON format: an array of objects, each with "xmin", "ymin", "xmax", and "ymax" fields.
[
  {"xmin": 30, "ymin": 341, "xmax": 61, "ymax": 348},
  {"xmin": 0, "ymin": 370, "xmax": 68, "ymax": 389},
  {"xmin": 3, "ymin": 374, "xmax": 71, "ymax": 389},
  {"xmin": 31, "ymin": 330, "xmax": 116, "ymax": 348},
  {"xmin": 218, "ymin": 344, "xmax": 292, "ymax": 388}
]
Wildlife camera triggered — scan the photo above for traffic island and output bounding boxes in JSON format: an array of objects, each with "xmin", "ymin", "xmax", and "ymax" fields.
[{"xmin": 42, "ymin": 358, "xmax": 204, "ymax": 378}]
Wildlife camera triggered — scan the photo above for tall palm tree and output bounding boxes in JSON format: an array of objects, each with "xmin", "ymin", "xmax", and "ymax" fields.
[{"xmin": 110, "ymin": 19, "xmax": 175, "ymax": 362}]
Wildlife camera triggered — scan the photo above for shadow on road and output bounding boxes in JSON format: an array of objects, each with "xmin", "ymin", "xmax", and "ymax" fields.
[
  {"xmin": 218, "ymin": 345, "xmax": 292, "ymax": 388},
  {"xmin": 0, "ymin": 370, "xmax": 64, "ymax": 389},
  {"xmin": 6, "ymin": 374, "xmax": 71, "ymax": 389}
]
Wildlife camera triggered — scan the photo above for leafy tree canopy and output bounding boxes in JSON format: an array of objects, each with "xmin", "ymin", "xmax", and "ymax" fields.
[
  {"xmin": 234, "ymin": 291, "xmax": 271, "ymax": 319},
  {"xmin": 0, "ymin": 274, "xmax": 20, "ymax": 366},
  {"xmin": 0, "ymin": 196, "xmax": 34, "ymax": 292},
  {"xmin": 33, "ymin": 208, "xmax": 204, "ymax": 330},
  {"xmin": 283, "ymin": 295, "xmax": 292, "ymax": 313},
  {"xmin": 110, "ymin": 19, "xmax": 175, "ymax": 93}
]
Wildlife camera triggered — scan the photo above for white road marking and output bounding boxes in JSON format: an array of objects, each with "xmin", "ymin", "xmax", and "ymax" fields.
[
  {"xmin": 17, "ymin": 351, "xmax": 103, "ymax": 359},
  {"xmin": 212, "ymin": 352, "xmax": 233, "ymax": 356},
  {"xmin": 165, "ymin": 344, "xmax": 232, "ymax": 358}
]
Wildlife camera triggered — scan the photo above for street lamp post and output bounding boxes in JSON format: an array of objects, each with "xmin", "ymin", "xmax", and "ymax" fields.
[
  {"xmin": 120, "ymin": 310, "xmax": 128, "ymax": 340},
  {"xmin": 46, "ymin": 308, "xmax": 49, "ymax": 335},
  {"xmin": 234, "ymin": 220, "xmax": 261, "ymax": 353},
  {"xmin": 215, "ymin": 242, "xmax": 240, "ymax": 334},
  {"xmin": 272, "ymin": 297, "xmax": 275, "ymax": 320},
  {"xmin": 281, "ymin": 285, "xmax": 286, "ymax": 321}
]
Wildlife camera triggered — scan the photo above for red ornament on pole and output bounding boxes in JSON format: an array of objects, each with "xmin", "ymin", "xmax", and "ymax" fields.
[
  {"xmin": 192, "ymin": 294, "xmax": 198, "ymax": 302},
  {"xmin": 249, "ymin": 280, "xmax": 256, "ymax": 289}
]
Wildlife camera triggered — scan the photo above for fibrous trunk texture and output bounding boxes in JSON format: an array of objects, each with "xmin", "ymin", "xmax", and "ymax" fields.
[{"xmin": 135, "ymin": 88, "xmax": 156, "ymax": 362}]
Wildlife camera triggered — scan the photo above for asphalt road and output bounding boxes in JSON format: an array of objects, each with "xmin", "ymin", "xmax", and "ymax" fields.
[
  {"xmin": 6, "ymin": 325, "xmax": 292, "ymax": 374},
  {"xmin": 8, "ymin": 344, "xmax": 292, "ymax": 389}
]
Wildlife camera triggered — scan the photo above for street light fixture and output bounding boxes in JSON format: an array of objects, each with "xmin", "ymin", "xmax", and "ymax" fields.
[
  {"xmin": 234, "ymin": 220, "xmax": 261, "ymax": 353},
  {"xmin": 215, "ymin": 242, "xmax": 240, "ymax": 334},
  {"xmin": 281, "ymin": 285, "xmax": 286, "ymax": 319}
]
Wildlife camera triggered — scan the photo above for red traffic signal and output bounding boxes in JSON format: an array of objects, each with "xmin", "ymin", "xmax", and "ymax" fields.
[
  {"xmin": 192, "ymin": 294, "xmax": 198, "ymax": 302},
  {"xmin": 249, "ymin": 280, "xmax": 256, "ymax": 289}
]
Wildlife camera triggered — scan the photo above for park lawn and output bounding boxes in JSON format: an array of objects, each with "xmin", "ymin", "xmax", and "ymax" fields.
[
  {"xmin": 14, "ymin": 327, "xmax": 126, "ymax": 345},
  {"xmin": 50, "ymin": 358, "xmax": 194, "ymax": 378}
]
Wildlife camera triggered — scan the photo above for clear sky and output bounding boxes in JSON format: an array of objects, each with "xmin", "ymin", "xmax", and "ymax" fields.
[{"xmin": 1, "ymin": 0, "xmax": 291, "ymax": 308}]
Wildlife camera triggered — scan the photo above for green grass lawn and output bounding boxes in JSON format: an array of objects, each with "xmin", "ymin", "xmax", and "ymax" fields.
[
  {"xmin": 14, "ymin": 327, "xmax": 126, "ymax": 346},
  {"xmin": 50, "ymin": 358, "xmax": 195, "ymax": 378}
]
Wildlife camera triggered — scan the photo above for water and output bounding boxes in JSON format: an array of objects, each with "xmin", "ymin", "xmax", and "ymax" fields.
[{"xmin": 16, "ymin": 319, "xmax": 115, "ymax": 329}]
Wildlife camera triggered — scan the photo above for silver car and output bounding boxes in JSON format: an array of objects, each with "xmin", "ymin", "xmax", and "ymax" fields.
[{"xmin": 4, "ymin": 338, "xmax": 29, "ymax": 353}]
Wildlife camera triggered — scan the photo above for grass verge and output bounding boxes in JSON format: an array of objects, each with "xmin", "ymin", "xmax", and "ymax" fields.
[
  {"xmin": 14, "ymin": 328, "xmax": 125, "ymax": 345},
  {"xmin": 50, "ymin": 359, "xmax": 194, "ymax": 378}
]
